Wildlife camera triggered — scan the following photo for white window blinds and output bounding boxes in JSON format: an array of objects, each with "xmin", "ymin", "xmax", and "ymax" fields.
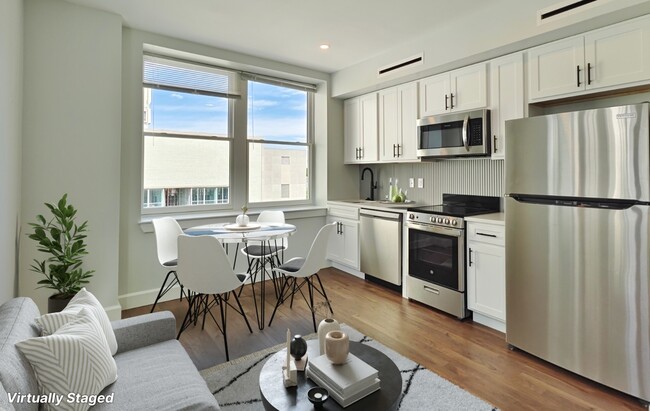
[{"xmin": 143, "ymin": 55, "xmax": 240, "ymax": 98}]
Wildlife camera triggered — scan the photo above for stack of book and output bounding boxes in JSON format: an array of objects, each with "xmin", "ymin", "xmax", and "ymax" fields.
[{"xmin": 306, "ymin": 353, "xmax": 380, "ymax": 407}]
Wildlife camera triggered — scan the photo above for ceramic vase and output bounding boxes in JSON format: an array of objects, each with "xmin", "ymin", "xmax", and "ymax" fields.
[
  {"xmin": 235, "ymin": 214, "xmax": 249, "ymax": 226},
  {"xmin": 325, "ymin": 330, "xmax": 349, "ymax": 365},
  {"xmin": 290, "ymin": 334, "xmax": 307, "ymax": 360},
  {"xmin": 317, "ymin": 318, "xmax": 340, "ymax": 355}
]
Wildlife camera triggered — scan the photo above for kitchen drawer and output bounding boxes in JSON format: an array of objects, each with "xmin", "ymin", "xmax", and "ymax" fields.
[
  {"xmin": 407, "ymin": 276, "xmax": 466, "ymax": 318},
  {"xmin": 467, "ymin": 222, "xmax": 505, "ymax": 246},
  {"xmin": 328, "ymin": 205, "xmax": 359, "ymax": 220}
]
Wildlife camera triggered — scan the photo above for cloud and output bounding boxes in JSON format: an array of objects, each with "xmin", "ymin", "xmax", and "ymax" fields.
[{"xmin": 170, "ymin": 93, "xmax": 184, "ymax": 99}]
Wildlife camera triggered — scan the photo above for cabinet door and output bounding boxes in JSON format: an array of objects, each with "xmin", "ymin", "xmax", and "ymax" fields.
[
  {"xmin": 379, "ymin": 87, "xmax": 399, "ymax": 161},
  {"xmin": 528, "ymin": 36, "xmax": 585, "ymax": 101},
  {"xmin": 585, "ymin": 16, "xmax": 650, "ymax": 91},
  {"xmin": 419, "ymin": 73, "xmax": 449, "ymax": 116},
  {"xmin": 451, "ymin": 62, "xmax": 487, "ymax": 112},
  {"xmin": 467, "ymin": 241, "xmax": 505, "ymax": 321},
  {"xmin": 359, "ymin": 93, "xmax": 378, "ymax": 163},
  {"xmin": 397, "ymin": 81, "xmax": 419, "ymax": 161},
  {"xmin": 343, "ymin": 98, "xmax": 361, "ymax": 164},
  {"xmin": 326, "ymin": 217, "xmax": 359, "ymax": 269},
  {"xmin": 489, "ymin": 53, "xmax": 524, "ymax": 160}
]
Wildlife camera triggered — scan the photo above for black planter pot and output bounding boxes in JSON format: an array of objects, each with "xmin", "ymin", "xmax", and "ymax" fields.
[{"xmin": 48, "ymin": 294, "xmax": 72, "ymax": 313}]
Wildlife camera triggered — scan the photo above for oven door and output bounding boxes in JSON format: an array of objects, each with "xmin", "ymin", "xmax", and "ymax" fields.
[{"xmin": 407, "ymin": 222, "xmax": 465, "ymax": 292}]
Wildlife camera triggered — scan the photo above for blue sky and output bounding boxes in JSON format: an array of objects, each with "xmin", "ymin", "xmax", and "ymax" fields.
[{"xmin": 147, "ymin": 81, "xmax": 307, "ymax": 142}]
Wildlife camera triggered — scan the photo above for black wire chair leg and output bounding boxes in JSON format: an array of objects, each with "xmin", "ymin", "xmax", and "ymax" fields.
[
  {"xmin": 151, "ymin": 270, "xmax": 176, "ymax": 313},
  {"xmin": 268, "ymin": 274, "xmax": 290, "ymax": 327},
  {"xmin": 219, "ymin": 293, "xmax": 230, "ymax": 361},
  {"xmin": 314, "ymin": 273, "xmax": 334, "ymax": 315},
  {"xmin": 177, "ymin": 293, "xmax": 197, "ymax": 339},
  {"xmin": 232, "ymin": 290, "xmax": 253, "ymax": 333},
  {"xmin": 307, "ymin": 277, "xmax": 317, "ymax": 332}
]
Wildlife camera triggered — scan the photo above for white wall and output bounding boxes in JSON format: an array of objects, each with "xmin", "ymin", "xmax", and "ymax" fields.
[
  {"xmin": 332, "ymin": 0, "xmax": 650, "ymax": 97},
  {"xmin": 21, "ymin": 0, "xmax": 122, "ymax": 317},
  {"xmin": 0, "ymin": 0, "xmax": 23, "ymax": 305},
  {"xmin": 119, "ymin": 28, "xmax": 334, "ymax": 309}
]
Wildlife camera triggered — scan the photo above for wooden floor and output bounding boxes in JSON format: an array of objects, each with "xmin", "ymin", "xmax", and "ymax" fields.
[{"xmin": 123, "ymin": 268, "xmax": 645, "ymax": 411}]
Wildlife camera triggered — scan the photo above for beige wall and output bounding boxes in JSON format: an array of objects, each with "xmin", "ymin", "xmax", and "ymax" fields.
[
  {"xmin": 21, "ymin": 0, "xmax": 122, "ymax": 317},
  {"xmin": 0, "ymin": 0, "xmax": 23, "ymax": 305}
]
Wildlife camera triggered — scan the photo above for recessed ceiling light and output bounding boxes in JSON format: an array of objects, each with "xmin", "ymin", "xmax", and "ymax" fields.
[{"xmin": 320, "ymin": 44, "xmax": 330, "ymax": 50}]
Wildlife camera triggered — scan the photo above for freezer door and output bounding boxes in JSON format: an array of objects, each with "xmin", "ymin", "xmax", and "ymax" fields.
[
  {"xmin": 505, "ymin": 103, "xmax": 650, "ymax": 201},
  {"xmin": 505, "ymin": 197, "xmax": 650, "ymax": 401}
]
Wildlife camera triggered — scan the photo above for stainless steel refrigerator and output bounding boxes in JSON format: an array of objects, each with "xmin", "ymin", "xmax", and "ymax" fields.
[{"xmin": 505, "ymin": 103, "xmax": 650, "ymax": 402}]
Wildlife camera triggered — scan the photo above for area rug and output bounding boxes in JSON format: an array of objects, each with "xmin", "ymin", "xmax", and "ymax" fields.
[{"xmin": 201, "ymin": 324, "xmax": 497, "ymax": 410}]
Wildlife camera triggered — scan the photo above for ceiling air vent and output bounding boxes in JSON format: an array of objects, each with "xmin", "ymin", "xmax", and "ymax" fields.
[
  {"xmin": 378, "ymin": 53, "xmax": 423, "ymax": 78},
  {"xmin": 537, "ymin": 0, "xmax": 608, "ymax": 24}
]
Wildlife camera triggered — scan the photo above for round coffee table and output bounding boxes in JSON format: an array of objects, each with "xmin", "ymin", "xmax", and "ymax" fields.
[{"xmin": 259, "ymin": 340, "xmax": 401, "ymax": 410}]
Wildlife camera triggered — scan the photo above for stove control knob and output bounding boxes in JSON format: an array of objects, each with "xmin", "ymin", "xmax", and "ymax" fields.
[
  {"xmin": 444, "ymin": 218, "xmax": 450, "ymax": 225},
  {"xmin": 429, "ymin": 217, "xmax": 435, "ymax": 223},
  {"xmin": 451, "ymin": 219, "xmax": 458, "ymax": 226},
  {"xmin": 437, "ymin": 217, "xmax": 443, "ymax": 223},
  {"xmin": 408, "ymin": 213, "xmax": 415, "ymax": 220}
]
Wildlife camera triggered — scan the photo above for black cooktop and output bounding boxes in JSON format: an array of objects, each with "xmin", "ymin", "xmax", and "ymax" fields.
[{"xmin": 408, "ymin": 194, "xmax": 501, "ymax": 217}]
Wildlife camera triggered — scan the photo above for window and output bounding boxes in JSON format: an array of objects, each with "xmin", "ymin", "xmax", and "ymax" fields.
[
  {"xmin": 142, "ymin": 55, "xmax": 237, "ymax": 211},
  {"xmin": 247, "ymin": 81, "xmax": 311, "ymax": 204},
  {"xmin": 141, "ymin": 52, "xmax": 315, "ymax": 213}
]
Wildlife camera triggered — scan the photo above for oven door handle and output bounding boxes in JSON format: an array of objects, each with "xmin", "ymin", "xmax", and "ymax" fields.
[
  {"xmin": 407, "ymin": 222, "xmax": 463, "ymax": 237},
  {"xmin": 462, "ymin": 114, "xmax": 470, "ymax": 151}
]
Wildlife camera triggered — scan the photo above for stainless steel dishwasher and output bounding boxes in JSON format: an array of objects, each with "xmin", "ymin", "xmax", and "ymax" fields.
[{"xmin": 359, "ymin": 208, "xmax": 402, "ymax": 286}]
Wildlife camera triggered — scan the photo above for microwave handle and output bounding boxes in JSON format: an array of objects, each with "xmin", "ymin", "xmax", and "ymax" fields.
[{"xmin": 462, "ymin": 114, "xmax": 470, "ymax": 151}]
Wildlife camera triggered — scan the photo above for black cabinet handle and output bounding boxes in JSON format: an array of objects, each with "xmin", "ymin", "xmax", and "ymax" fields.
[
  {"xmin": 477, "ymin": 232, "xmax": 497, "ymax": 238},
  {"xmin": 393, "ymin": 144, "xmax": 397, "ymax": 157},
  {"xmin": 494, "ymin": 135, "xmax": 498, "ymax": 153},
  {"xmin": 444, "ymin": 94, "xmax": 449, "ymax": 110},
  {"xmin": 587, "ymin": 62, "xmax": 592, "ymax": 85},
  {"xmin": 576, "ymin": 65, "xmax": 581, "ymax": 87},
  {"xmin": 469, "ymin": 248, "xmax": 473, "ymax": 267},
  {"xmin": 450, "ymin": 93, "xmax": 454, "ymax": 109}
]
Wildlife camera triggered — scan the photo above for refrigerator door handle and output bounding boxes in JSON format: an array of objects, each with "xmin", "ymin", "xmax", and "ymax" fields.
[{"xmin": 462, "ymin": 114, "xmax": 470, "ymax": 151}]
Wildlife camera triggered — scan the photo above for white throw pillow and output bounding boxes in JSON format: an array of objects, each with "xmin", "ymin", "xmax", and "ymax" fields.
[
  {"xmin": 36, "ymin": 288, "xmax": 118, "ymax": 355},
  {"xmin": 16, "ymin": 308, "xmax": 118, "ymax": 411}
]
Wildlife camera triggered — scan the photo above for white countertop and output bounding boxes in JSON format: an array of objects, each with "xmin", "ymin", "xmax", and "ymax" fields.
[
  {"xmin": 465, "ymin": 212, "xmax": 505, "ymax": 225},
  {"xmin": 328, "ymin": 199, "xmax": 422, "ymax": 213}
]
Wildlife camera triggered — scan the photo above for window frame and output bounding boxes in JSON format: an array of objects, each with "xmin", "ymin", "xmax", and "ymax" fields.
[{"xmin": 246, "ymin": 84, "xmax": 314, "ymax": 208}]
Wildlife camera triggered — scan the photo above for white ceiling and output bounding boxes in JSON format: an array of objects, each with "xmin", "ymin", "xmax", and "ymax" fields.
[{"xmin": 64, "ymin": 0, "xmax": 504, "ymax": 73}]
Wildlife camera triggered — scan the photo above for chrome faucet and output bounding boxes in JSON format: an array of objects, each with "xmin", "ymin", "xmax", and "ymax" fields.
[{"xmin": 361, "ymin": 167, "xmax": 377, "ymax": 201}]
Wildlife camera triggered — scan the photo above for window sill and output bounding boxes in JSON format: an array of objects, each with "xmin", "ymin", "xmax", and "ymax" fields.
[{"xmin": 138, "ymin": 204, "xmax": 327, "ymax": 233}]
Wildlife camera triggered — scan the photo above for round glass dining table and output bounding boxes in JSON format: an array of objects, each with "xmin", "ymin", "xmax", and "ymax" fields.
[{"xmin": 184, "ymin": 222, "xmax": 296, "ymax": 329}]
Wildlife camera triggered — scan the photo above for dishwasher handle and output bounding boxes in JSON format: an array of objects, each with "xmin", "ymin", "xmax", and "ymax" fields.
[{"xmin": 360, "ymin": 208, "xmax": 403, "ymax": 221}]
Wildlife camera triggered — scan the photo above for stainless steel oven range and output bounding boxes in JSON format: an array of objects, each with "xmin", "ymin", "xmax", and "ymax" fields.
[{"xmin": 406, "ymin": 194, "xmax": 500, "ymax": 319}]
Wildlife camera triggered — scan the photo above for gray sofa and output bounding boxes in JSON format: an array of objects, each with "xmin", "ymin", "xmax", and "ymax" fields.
[{"xmin": 0, "ymin": 297, "xmax": 220, "ymax": 410}]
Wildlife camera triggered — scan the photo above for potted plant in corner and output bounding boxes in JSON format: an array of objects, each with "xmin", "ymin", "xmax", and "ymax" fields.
[{"xmin": 28, "ymin": 193, "xmax": 94, "ymax": 313}]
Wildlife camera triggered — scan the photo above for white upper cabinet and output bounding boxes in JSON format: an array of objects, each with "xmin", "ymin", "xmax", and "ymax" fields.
[
  {"xmin": 489, "ymin": 52, "xmax": 524, "ymax": 160},
  {"xmin": 344, "ymin": 93, "xmax": 378, "ymax": 164},
  {"xmin": 379, "ymin": 81, "xmax": 419, "ymax": 162},
  {"xmin": 529, "ymin": 14, "xmax": 650, "ymax": 102},
  {"xmin": 420, "ymin": 62, "xmax": 487, "ymax": 116}
]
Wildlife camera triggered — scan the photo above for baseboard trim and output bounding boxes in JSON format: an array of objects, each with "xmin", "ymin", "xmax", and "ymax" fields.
[
  {"xmin": 329, "ymin": 261, "xmax": 364, "ymax": 279},
  {"xmin": 118, "ymin": 286, "xmax": 183, "ymax": 311},
  {"xmin": 105, "ymin": 304, "xmax": 123, "ymax": 321}
]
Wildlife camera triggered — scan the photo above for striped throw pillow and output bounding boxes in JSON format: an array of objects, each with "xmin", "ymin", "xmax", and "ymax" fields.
[
  {"xmin": 36, "ymin": 288, "xmax": 118, "ymax": 355},
  {"xmin": 16, "ymin": 307, "xmax": 118, "ymax": 411}
]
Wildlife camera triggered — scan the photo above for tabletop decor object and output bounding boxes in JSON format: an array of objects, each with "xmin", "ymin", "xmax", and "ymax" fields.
[
  {"xmin": 236, "ymin": 204, "xmax": 250, "ymax": 226},
  {"xmin": 325, "ymin": 330, "xmax": 349, "ymax": 365},
  {"xmin": 317, "ymin": 314, "xmax": 340, "ymax": 356},
  {"xmin": 290, "ymin": 334, "xmax": 308, "ymax": 371},
  {"xmin": 307, "ymin": 387, "xmax": 329, "ymax": 408},
  {"xmin": 283, "ymin": 329, "xmax": 297, "ymax": 387},
  {"xmin": 27, "ymin": 193, "xmax": 95, "ymax": 313}
]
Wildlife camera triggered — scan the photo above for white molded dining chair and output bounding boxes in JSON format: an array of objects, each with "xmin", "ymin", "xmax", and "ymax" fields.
[
  {"xmin": 151, "ymin": 217, "xmax": 185, "ymax": 312},
  {"xmin": 176, "ymin": 234, "xmax": 252, "ymax": 361},
  {"xmin": 239, "ymin": 210, "xmax": 288, "ymax": 297},
  {"xmin": 267, "ymin": 222, "xmax": 337, "ymax": 332}
]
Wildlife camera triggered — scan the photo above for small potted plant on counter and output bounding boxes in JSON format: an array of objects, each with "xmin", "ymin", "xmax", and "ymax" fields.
[{"xmin": 28, "ymin": 193, "xmax": 94, "ymax": 313}]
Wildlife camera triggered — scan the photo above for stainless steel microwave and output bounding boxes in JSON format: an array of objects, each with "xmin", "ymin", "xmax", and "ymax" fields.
[{"xmin": 416, "ymin": 109, "xmax": 490, "ymax": 158}]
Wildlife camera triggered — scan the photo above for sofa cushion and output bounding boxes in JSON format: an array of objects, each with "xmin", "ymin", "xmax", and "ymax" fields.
[
  {"xmin": 0, "ymin": 298, "xmax": 41, "ymax": 411},
  {"xmin": 36, "ymin": 288, "xmax": 118, "ymax": 355},
  {"xmin": 16, "ymin": 308, "xmax": 118, "ymax": 411},
  {"xmin": 95, "ymin": 339, "xmax": 220, "ymax": 411}
]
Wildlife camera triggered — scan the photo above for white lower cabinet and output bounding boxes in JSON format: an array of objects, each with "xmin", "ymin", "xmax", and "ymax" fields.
[
  {"xmin": 326, "ymin": 205, "xmax": 360, "ymax": 270},
  {"xmin": 466, "ymin": 220, "xmax": 505, "ymax": 332}
]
